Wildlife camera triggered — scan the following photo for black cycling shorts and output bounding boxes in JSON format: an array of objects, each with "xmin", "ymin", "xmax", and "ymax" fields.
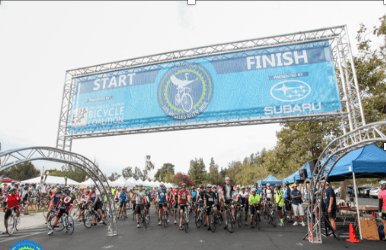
[
  {"xmin": 179, "ymin": 204, "xmax": 187, "ymax": 211},
  {"xmin": 119, "ymin": 201, "xmax": 126, "ymax": 208},
  {"xmin": 277, "ymin": 206, "xmax": 283, "ymax": 211},
  {"xmin": 56, "ymin": 208, "xmax": 69, "ymax": 218},
  {"xmin": 132, "ymin": 201, "xmax": 136, "ymax": 211},
  {"xmin": 205, "ymin": 206, "xmax": 212, "ymax": 215},
  {"xmin": 224, "ymin": 199, "xmax": 232, "ymax": 206},
  {"xmin": 4, "ymin": 207, "xmax": 17, "ymax": 220},
  {"xmin": 250, "ymin": 205, "xmax": 260, "ymax": 215},
  {"xmin": 327, "ymin": 209, "xmax": 337, "ymax": 219},
  {"xmin": 158, "ymin": 202, "xmax": 167, "ymax": 209},
  {"xmin": 215, "ymin": 204, "xmax": 220, "ymax": 211},
  {"xmin": 382, "ymin": 212, "xmax": 386, "ymax": 220},
  {"xmin": 285, "ymin": 200, "xmax": 292, "ymax": 211},
  {"xmin": 94, "ymin": 201, "xmax": 102, "ymax": 211},
  {"xmin": 135, "ymin": 204, "xmax": 144, "ymax": 214}
]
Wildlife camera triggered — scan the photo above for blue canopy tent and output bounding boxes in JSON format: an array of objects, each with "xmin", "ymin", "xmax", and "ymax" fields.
[
  {"xmin": 282, "ymin": 161, "xmax": 312, "ymax": 184},
  {"xmin": 257, "ymin": 175, "xmax": 282, "ymax": 186},
  {"xmin": 323, "ymin": 144, "xmax": 386, "ymax": 182}
]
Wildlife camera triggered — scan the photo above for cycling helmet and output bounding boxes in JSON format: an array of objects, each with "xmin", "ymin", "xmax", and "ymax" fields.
[
  {"xmin": 181, "ymin": 183, "xmax": 187, "ymax": 187},
  {"xmin": 117, "ymin": 187, "xmax": 121, "ymax": 190},
  {"xmin": 241, "ymin": 186, "xmax": 246, "ymax": 189},
  {"xmin": 65, "ymin": 189, "xmax": 71, "ymax": 194},
  {"xmin": 207, "ymin": 184, "xmax": 212, "ymax": 188},
  {"xmin": 160, "ymin": 183, "xmax": 165, "ymax": 187},
  {"xmin": 285, "ymin": 181, "xmax": 289, "ymax": 185},
  {"xmin": 213, "ymin": 185, "xmax": 217, "ymax": 189},
  {"xmin": 90, "ymin": 184, "xmax": 96, "ymax": 189},
  {"xmin": 266, "ymin": 183, "xmax": 271, "ymax": 186},
  {"xmin": 57, "ymin": 185, "xmax": 63, "ymax": 189},
  {"xmin": 225, "ymin": 177, "xmax": 230, "ymax": 181},
  {"xmin": 192, "ymin": 186, "xmax": 196, "ymax": 189},
  {"xmin": 236, "ymin": 187, "xmax": 240, "ymax": 190},
  {"xmin": 11, "ymin": 181, "xmax": 15, "ymax": 184},
  {"xmin": 38, "ymin": 186, "xmax": 41, "ymax": 189},
  {"xmin": 275, "ymin": 184, "xmax": 281, "ymax": 189},
  {"xmin": 251, "ymin": 188, "xmax": 257, "ymax": 192},
  {"xmin": 7, "ymin": 186, "xmax": 11, "ymax": 190},
  {"xmin": 139, "ymin": 184, "xmax": 143, "ymax": 187},
  {"xmin": 199, "ymin": 185, "xmax": 204, "ymax": 189},
  {"xmin": 11, "ymin": 188, "xmax": 17, "ymax": 192}
]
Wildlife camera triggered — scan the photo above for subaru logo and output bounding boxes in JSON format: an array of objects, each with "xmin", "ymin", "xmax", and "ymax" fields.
[{"xmin": 270, "ymin": 80, "xmax": 311, "ymax": 102}]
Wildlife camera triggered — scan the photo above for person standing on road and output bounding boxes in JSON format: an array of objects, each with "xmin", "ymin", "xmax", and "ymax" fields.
[
  {"xmin": 323, "ymin": 181, "xmax": 337, "ymax": 232},
  {"xmin": 221, "ymin": 177, "xmax": 235, "ymax": 229},
  {"xmin": 275, "ymin": 184, "xmax": 284, "ymax": 226},
  {"xmin": 204, "ymin": 184, "xmax": 215, "ymax": 231},
  {"xmin": 87, "ymin": 185, "xmax": 105, "ymax": 225},
  {"xmin": 157, "ymin": 183, "xmax": 169, "ymax": 225},
  {"xmin": 291, "ymin": 183, "xmax": 305, "ymax": 226},
  {"xmin": 2, "ymin": 188, "xmax": 21, "ymax": 235},
  {"xmin": 178, "ymin": 183, "xmax": 191, "ymax": 230},
  {"xmin": 283, "ymin": 182, "xmax": 293, "ymax": 223},
  {"xmin": 248, "ymin": 188, "xmax": 260, "ymax": 228}
]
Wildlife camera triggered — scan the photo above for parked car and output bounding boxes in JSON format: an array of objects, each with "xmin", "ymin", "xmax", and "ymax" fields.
[
  {"xmin": 358, "ymin": 187, "xmax": 371, "ymax": 198},
  {"xmin": 370, "ymin": 187, "xmax": 380, "ymax": 199}
]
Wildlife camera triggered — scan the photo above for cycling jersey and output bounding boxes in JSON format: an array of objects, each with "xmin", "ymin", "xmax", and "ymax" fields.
[
  {"xmin": 178, "ymin": 190, "xmax": 190, "ymax": 205},
  {"xmin": 81, "ymin": 193, "xmax": 88, "ymax": 204},
  {"xmin": 205, "ymin": 191, "xmax": 216, "ymax": 206},
  {"xmin": 266, "ymin": 188, "xmax": 273, "ymax": 199},
  {"xmin": 198, "ymin": 191, "xmax": 205, "ymax": 204},
  {"xmin": 222, "ymin": 184, "xmax": 234, "ymax": 200},
  {"xmin": 191, "ymin": 191, "xmax": 197, "ymax": 198},
  {"xmin": 249, "ymin": 194, "xmax": 260, "ymax": 204},
  {"xmin": 52, "ymin": 191, "xmax": 63, "ymax": 206},
  {"xmin": 275, "ymin": 190, "xmax": 284, "ymax": 207},
  {"xmin": 119, "ymin": 192, "xmax": 129, "ymax": 202},
  {"xmin": 158, "ymin": 189, "xmax": 167, "ymax": 202},
  {"xmin": 232, "ymin": 191, "xmax": 239, "ymax": 201},
  {"xmin": 135, "ymin": 190, "xmax": 146, "ymax": 204},
  {"xmin": 57, "ymin": 195, "xmax": 74, "ymax": 210},
  {"xmin": 88, "ymin": 191, "xmax": 100, "ymax": 203},
  {"xmin": 4, "ymin": 194, "xmax": 21, "ymax": 209}
]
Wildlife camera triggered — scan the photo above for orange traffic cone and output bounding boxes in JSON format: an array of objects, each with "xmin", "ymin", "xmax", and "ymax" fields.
[
  {"xmin": 346, "ymin": 224, "xmax": 361, "ymax": 243},
  {"xmin": 306, "ymin": 223, "xmax": 316, "ymax": 241}
]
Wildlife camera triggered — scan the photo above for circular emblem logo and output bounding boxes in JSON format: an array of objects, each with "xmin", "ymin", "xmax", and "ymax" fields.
[
  {"xmin": 10, "ymin": 240, "xmax": 43, "ymax": 250},
  {"xmin": 270, "ymin": 80, "xmax": 311, "ymax": 102},
  {"xmin": 158, "ymin": 63, "xmax": 213, "ymax": 121}
]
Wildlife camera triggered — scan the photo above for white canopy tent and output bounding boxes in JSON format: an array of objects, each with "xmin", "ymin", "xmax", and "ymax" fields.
[
  {"xmin": 21, "ymin": 176, "xmax": 80, "ymax": 185},
  {"xmin": 109, "ymin": 176, "xmax": 127, "ymax": 187}
]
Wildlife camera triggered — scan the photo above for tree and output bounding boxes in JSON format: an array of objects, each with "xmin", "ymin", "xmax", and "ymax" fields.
[
  {"xmin": 107, "ymin": 172, "xmax": 121, "ymax": 182},
  {"xmin": 154, "ymin": 163, "xmax": 175, "ymax": 182},
  {"xmin": 122, "ymin": 166, "xmax": 133, "ymax": 179},
  {"xmin": 173, "ymin": 172, "xmax": 194, "ymax": 187},
  {"xmin": 188, "ymin": 158, "xmax": 207, "ymax": 185},
  {"xmin": 0, "ymin": 162, "xmax": 40, "ymax": 181},
  {"xmin": 206, "ymin": 158, "xmax": 222, "ymax": 185},
  {"xmin": 49, "ymin": 165, "xmax": 88, "ymax": 183}
]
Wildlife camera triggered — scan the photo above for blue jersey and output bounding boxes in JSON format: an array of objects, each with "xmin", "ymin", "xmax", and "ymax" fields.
[
  {"xmin": 191, "ymin": 191, "xmax": 197, "ymax": 198},
  {"xmin": 158, "ymin": 189, "xmax": 167, "ymax": 202},
  {"xmin": 119, "ymin": 192, "xmax": 128, "ymax": 202},
  {"xmin": 215, "ymin": 190, "xmax": 221, "ymax": 204}
]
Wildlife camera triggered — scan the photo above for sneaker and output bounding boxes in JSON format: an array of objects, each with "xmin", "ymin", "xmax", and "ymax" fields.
[
  {"xmin": 207, "ymin": 226, "xmax": 211, "ymax": 231},
  {"xmin": 47, "ymin": 230, "xmax": 54, "ymax": 236},
  {"xmin": 158, "ymin": 221, "xmax": 162, "ymax": 225},
  {"xmin": 167, "ymin": 219, "xmax": 170, "ymax": 223},
  {"xmin": 279, "ymin": 222, "xmax": 284, "ymax": 227},
  {"xmin": 224, "ymin": 222, "xmax": 227, "ymax": 230},
  {"xmin": 99, "ymin": 220, "xmax": 104, "ymax": 224},
  {"xmin": 245, "ymin": 222, "xmax": 248, "ymax": 226},
  {"xmin": 93, "ymin": 223, "xmax": 97, "ymax": 226},
  {"xmin": 137, "ymin": 224, "xmax": 140, "ymax": 228},
  {"xmin": 174, "ymin": 220, "xmax": 176, "ymax": 224},
  {"xmin": 301, "ymin": 222, "xmax": 305, "ymax": 227},
  {"xmin": 293, "ymin": 222, "xmax": 298, "ymax": 226},
  {"xmin": 44, "ymin": 221, "xmax": 47, "ymax": 224}
]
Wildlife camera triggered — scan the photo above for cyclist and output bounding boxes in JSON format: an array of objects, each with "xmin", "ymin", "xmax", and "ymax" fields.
[
  {"xmin": 157, "ymin": 183, "xmax": 169, "ymax": 225},
  {"xmin": 2, "ymin": 188, "xmax": 21, "ymax": 235},
  {"xmin": 87, "ymin": 185, "xmax": 105, "ymax": 225},
  {"xmin": 76, "ymin": 188, "xmax": 88, "ymax": 222},
  {"xmin": 48, "ymin": 189, "xmax": 74, "ymax": 236},
  {"xmin": 212, "ymin": 185, "xmax": 222, "ymax": 219},
  {"xmin": 239, "ymin": 186, "xmax": 250, "ymax": 226},
  {"xmin": 133, "ymin": 184, "xmax": 147, "ymax": 228},
  {"xmin": 378, "ymin": 183, "xmax": 386, "ymax": 223},
  {"xmin": 264, "ymin": 183, "xmax": 274, "ymax": 213},
  {"xmin": 191, "ymin": 186, "xmax": 197, "ymax": 215},
  {"xmin": 275, "ymin": 184, "xmax": 284, "ymax": 226},
  {"xmin": 248, "ymin": 188, "xmax": 261, "ymax": 228},
  {"xmin": 171, "ymin": 186, "xmax": 179, "ymax": 224},
  {"xmin": 132, "ymin": 187, "xmax": 137, "ymax": 212},
  {"xmin": 114, "ymin": 187, "xmax": 120, "ymax": 204},
  {"xmin": 283, "ymin": 182, "xmax": 293, "ymax": 223},
  {"xmin": 45, "ymin": 185, "xmax": 63, "ymax": 224},
  {"xmin": 118, "ymin": 187, "xmax": 128, "ymax": 218},
  {"xmin": 178, "ymin": 183, "xmax": 191, "ymax": 230},
  {"xmin": 203, "ymin": 184, "xmax": 216, "ymax": 231},
  {"xmin": 221, "ymin": 177, "xmax": 235, "ymax": 230},
  {"xmin": 196, "ymin": 185, "xmax": 205, "ymax": 219},
  {"xmin": 145, "ymin": 187, "xmax": 151, "ymax": 214}
]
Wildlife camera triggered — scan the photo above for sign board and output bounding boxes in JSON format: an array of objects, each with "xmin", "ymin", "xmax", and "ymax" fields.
[{"xmin": 68, "ymin": 40, "xmax": 341, "ymax": 134}]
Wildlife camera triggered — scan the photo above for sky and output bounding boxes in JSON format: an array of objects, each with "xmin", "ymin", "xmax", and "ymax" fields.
[{"xmin": 0, "ymin": 1, "xmax": 385, "ymax": 179}]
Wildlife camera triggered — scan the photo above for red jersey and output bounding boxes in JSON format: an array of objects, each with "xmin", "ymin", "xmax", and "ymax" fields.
[
  {"xmin": 4, "ymin": 194, "xmax": 21, "ymax": 209},
  {"xmin": 178, "ymin": 190, "xmax": 190, "ymax": 204}
]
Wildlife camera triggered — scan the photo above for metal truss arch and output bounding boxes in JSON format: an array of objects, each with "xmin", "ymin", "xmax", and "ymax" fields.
[
  {"xmin": 0, "ymin": 147, "xmax": 118, "ymax": 236},
  {"xmin": 306, "ymin": 121, "xmax": 386, "ymax": 243}
]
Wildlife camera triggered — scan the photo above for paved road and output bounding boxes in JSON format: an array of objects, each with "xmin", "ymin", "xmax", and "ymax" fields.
[{"xmin": 1, "ymin": 204, "xmax": 384, "ymax": 250}]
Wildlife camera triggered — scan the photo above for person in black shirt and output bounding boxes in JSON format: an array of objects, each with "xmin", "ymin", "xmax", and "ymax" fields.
[
  {"xmin": 323, "ymin": 182, "xmax": 337, "ymax": 231},
  {"xmin": 204, "ymin": 184, "xmax": 216, "ymax": 231},
  {"xmin": 284, "ymin": 182, "xmax": 293, "ymax": 222}
]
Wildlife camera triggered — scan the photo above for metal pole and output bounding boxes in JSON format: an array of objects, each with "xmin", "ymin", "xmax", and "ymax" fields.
[{"xmin": 352, "ymin": 172, "xmax": 362, "ymax": 240}]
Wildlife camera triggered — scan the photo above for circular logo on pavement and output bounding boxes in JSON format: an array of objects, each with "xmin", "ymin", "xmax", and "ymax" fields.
[
  {"xmin": 157, "ymin": 62, "xmax": 213, "ymax": 121},
  {"xmin": 10, "ymin": 240, "xmax": 43, "ymax": 250}
]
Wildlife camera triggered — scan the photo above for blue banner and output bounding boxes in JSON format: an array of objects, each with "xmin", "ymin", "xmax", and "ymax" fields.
[{"xmin": 68, "ymin": 41, "xmax": 341, "ymax": 134}]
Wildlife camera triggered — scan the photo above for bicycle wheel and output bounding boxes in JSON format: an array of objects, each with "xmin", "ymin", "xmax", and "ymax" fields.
[
  {"xmin": 142, "ymin": 213, "xmax": 147, "ymax": 229},
  {"xmin": 217, "ymin": 213, "xmax": 223, "ymax": 226},
  {"xmin": 66, "ymin": 215, "xmax": 75, "ymax": 235},
  {"xmin": 132, "ymin": 210, "xmax": 135, "ymax": 221},
  {"xmin": 163, "ymin": 213, "xmax": 167, "ymax": 228},
  {"xmin": 251, "ymin": 214, "xmax": 256, "ymax": 228},
  {"xmin": 227, "ymin": 212, "xmax": 235, "ymax": 233},
  {"xmin": 7, "ymin": 215, "xmax": 15, "ymax": 235},
  {"xmin": 195, "ymin": 211, "xmax": 202, "ymax": 228},
  {"xmin": 146, "ymin": 212, "xmax": 150, "ymax": 225},
  {"xmin": 263, "ymin": 208, "xmax": 268, "ymax": 220},
  {"xmin": 84, "ymin": 211, "xmax": 93, "ymax": 228},
  {"xmin": 184, "ymin": 212, "xmax": 188, "ymax": 233},
  {"xmin": 55, "ymin": 217, "xmax": 66, "ymax": 232},
  {"xmin": 270, "ymin": 209, "xmax": 278, "ymax": 228},
  {"xmin": 237, "ymin": 211, "xmax": 242, "ymax": 228},
  {"xmin": 42, "ymin": 203, "xmax": 49, "ymax": 218},
  {"xmin": 209, "ymin": 212, "xmax": 216, "ymax": 233}
]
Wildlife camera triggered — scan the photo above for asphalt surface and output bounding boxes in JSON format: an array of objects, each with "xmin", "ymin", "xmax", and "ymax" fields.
[{"xmin": 0, "ymin": 199, "xmax": 385, "ymax": 250}]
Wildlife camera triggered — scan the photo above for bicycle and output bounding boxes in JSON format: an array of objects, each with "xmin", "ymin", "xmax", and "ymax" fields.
[
  {"xmin": 250, "ymin": 204, "xmax": 260, "ymax": 230},
  {"xmin": 236, "ymin": 204, "xmax": 245, "ymax": 228},
  {"xmin": 195, "ymin": 203, "xmax": 205, "ymax": 228},
  {"xmin": 138, "ymin": 204, "xmax": 147, "ymax": 229},
  {"xmin": 266, "ymin": 202, "xmax": 278, "ymax": 228},
  {"xmin": 52, "ymin": 212, "xmax": 75, "ymax": 235},
  {"xmin": 223, "ymin": 202, "xmax": 236, "ymax": 233},
  {"xmin": 6, "ymin": 207, "xmax": 20, "ymax": 235},
  {"xmin": 208, "ymin": 205, "xmax": 217, "ymax": 233},
  {"xmin": 181, "ymin": 203, "xmax": 190, "ymax": 233},
  {"xmin": 159, "ymin": 202, "xmax": 168, "ymax": 228}
]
